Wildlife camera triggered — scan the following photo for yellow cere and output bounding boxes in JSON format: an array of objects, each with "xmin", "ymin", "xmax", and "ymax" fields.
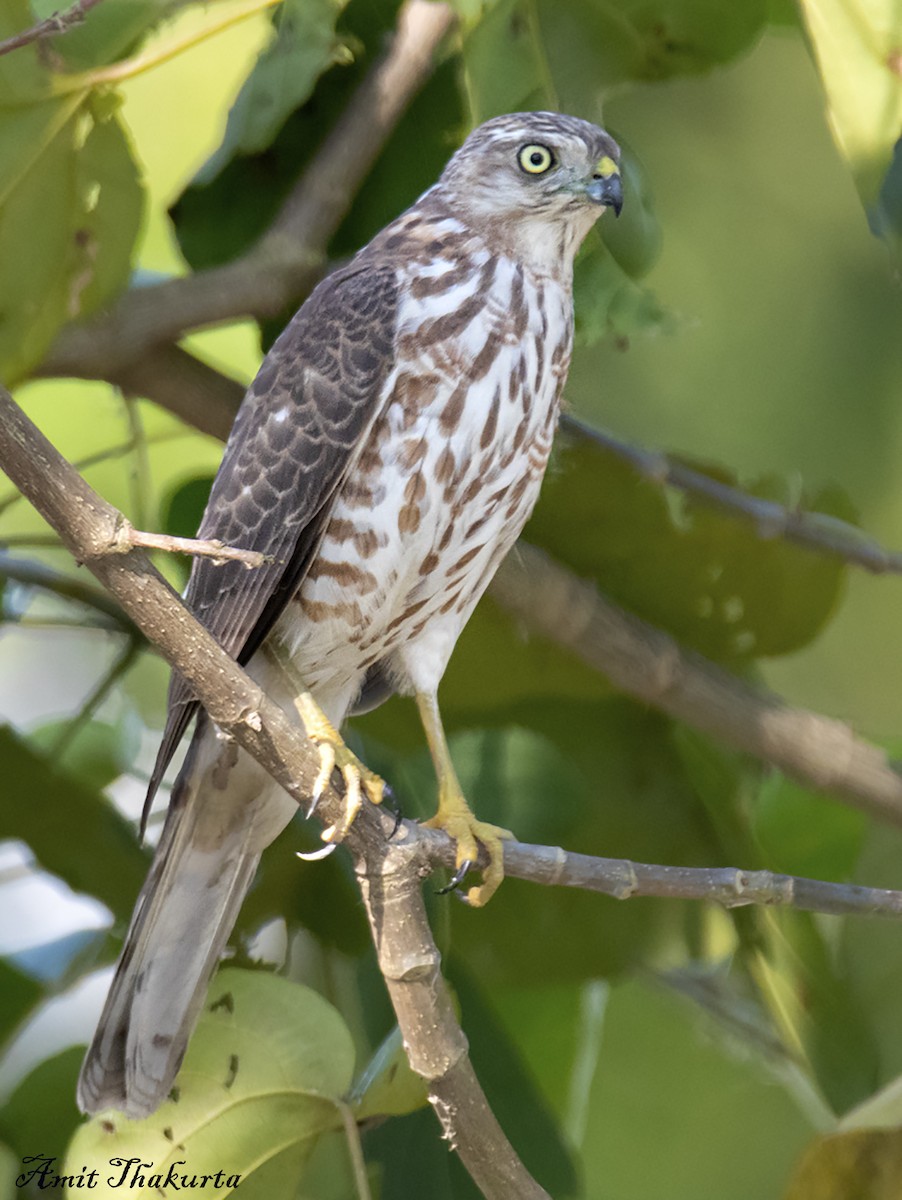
[{"xmin": 595, "ymin": 155, "xmax": 620, "ymax": 178}]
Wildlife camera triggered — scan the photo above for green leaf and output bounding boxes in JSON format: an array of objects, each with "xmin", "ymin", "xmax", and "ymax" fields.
[
  {"xmin": 798, "ymin": 0, "xmax": 902, "ymax": 224},
  {"xmin": 0, "ymin": 99, "xmax": 141, "ymax": 384},
  {"xmin": 350, "ymin": 1025, "xmax": 428, "ymax": 1121},
  {"xmin": 0, "ymin": 957, "xmax": 42, "ymax": 1046},
  {"xmin": 0, "ymin": 0, "xmax": 57, "ymax": 100},
  {"xmin": 0, "ymin": 725, "xmax": 148, "ymax": 925},
  {"xmin": 461, "ymin": 0, "xmax": 551, "ymax": 120},
  {"xmin": 612, "ymin": 0, "xmax": 768, "ymax": 78},
  {"xmin": 64, "ymin": 969, "xmax": 356, "ymax": 1199},
  {"xmin": 72, "ymin": 104, "xmax": 144, "ymax": 318},
  {"xmin": 574, "ymin": 231, "xmax": 670, "ymax": 344},
  {"xmin": 161, "ymin": 474, "xmax": 215, "ymax": 540},
  {"xmin": 578, "ymin": 977, "xmax": 814, "ymax": 1198},
  {"xmin": 0, "ymin": 1048, "xmax": 84, "ymax": 1164},
  {"xmin": 533, "ymin": 0, "xmax": 648, "ymax": 105},
  {"xmin": 0, "ymin": 100, "xmax": 82, "ymax": 382},
  {"xmin": 28, "ymin": 715, "xmax": 142, "ymax": 793},
  {"xmin": 753, "ymin": 773, "xmax": 867, "ymax": 883},
  {"xmin": 526, "ymin": 438, "xmax": 850, "ymax": 667},
  {"xmin": 0, "ymin": 1143, "xmax": 16, "ymax": 1200},
  {"xmin": 462, "ymin": 0, "xmax": 767, "ymax": 121},
  {"xmin": 364, "ymin": 1107, "xmax": 464, "ymax": 1200},
  {"xmin": 755, "ymin": 909, "xmax": 880, "ymax": 1115},
  {"xmin": 600, "ymin": 138, "xmax": 661, "ymax": 279},
  {"xmin": 28, "ymin": 0, "xmax": 171, "ymax": 72},
  {"xmin": 389, "ymin": 709, "xmax": 721, "ymax": 985},
  {"xmin": 198, "ymin": 0, "xmax": 353, "ymax": 184},
  {"xmin": 447, "ymin": 960, "xmax": 581, "ymax": 1198}
]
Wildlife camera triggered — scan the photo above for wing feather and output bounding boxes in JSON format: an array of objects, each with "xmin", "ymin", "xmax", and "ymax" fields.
[{"xmin": 143, "ymin": 259, "xmax": 400, "ymax": 818}]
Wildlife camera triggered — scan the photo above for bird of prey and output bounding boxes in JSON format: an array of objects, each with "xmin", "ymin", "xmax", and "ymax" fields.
[{"xmin": 77, "ymin": 111, "xmax": 623, "ymax": 1118}]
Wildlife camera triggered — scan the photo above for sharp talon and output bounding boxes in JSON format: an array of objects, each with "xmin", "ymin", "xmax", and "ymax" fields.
[
  {"xmin": 296, "ymin": 843, "xmax": 337, "ymax": 862},
  {"xmin": 382, "ymin": 784, "xmax": 403, "ymax": 838},
  {"xmin": 437, "ymin": 858, "xmax": 474, "ymax": 896},
  {"xmin": 313, "ymin": 742, "xmax": 336, "ymax": 802}
]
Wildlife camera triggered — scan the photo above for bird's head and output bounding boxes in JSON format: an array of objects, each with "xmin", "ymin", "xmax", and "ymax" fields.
[{"xmin": 438, "ymin": 112, "xmax": 623, "ymax": 273}]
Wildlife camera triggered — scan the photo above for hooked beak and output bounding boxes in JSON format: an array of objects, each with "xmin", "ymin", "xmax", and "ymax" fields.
[{"xmin": 586, "ymin": 170, "xmax": 623, "ymax": 216}]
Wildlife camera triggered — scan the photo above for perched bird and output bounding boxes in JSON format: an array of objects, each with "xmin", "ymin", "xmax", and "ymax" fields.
[{"xmin": 78, "ymin": 111, "xmax": 623, "ymax": 1118}]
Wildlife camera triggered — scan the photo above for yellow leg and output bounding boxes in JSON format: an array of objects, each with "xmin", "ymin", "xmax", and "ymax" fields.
[
  {"xmin": 264, "ymin": 646, "xmax": 384, "ymax": 843},
  {"xmin": 416, "ymin": 691, "xmax": 513, "ymax": 907}
]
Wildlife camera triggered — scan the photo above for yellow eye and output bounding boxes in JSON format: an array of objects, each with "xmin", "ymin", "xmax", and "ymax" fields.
[{"xmin": 517, "ymin": 143, "xmax": 555, "ymax": 174}]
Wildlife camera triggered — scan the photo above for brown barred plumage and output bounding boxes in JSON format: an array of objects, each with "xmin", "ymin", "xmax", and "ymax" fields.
[{"xmin": 78, "ymin": 111, "xmax": 623, "ymax": 1118}]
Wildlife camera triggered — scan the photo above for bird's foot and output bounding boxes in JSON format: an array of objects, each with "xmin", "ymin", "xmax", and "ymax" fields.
[
  {"xmin": 424, "ymin": 790, "xmax": 513, "ymax": 907},
  {"xmin": 294, "ymin": 694, "xmax": 384, "ymax": 842}
]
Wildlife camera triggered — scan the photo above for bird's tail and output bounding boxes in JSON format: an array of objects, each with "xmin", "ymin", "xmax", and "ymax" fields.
[{"xmin": 77, "ymin": 721, "xmax": 296, "ymax": 1119}]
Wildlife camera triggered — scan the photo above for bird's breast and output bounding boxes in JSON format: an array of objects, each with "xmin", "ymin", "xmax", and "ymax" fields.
[{"xmin": 282, "ymin": 250, "xmax": 573, "ymax": 697}]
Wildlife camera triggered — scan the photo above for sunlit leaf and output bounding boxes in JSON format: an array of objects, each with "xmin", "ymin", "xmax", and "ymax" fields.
[
  {"xmin": 0, "ymin": 100, "xmax": 141, "ymax": 383},
  {"xmin": 197, "ymin": 0, "xmax": 353, "ymax": 184},
  {"xmin": 64, "ymin": 969, "xmax": 356, "ymax": 1199},
  {"xmin": 798, "ymin": 0, "xmax": 902, "ymax": 224},
  {"xmin": 28, "ymin": 0, "xmax": 170, "ymax": 72}
]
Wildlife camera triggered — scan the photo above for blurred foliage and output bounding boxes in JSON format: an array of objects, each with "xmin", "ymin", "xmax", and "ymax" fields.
[{"xmin": 1, "ymin": 0, "xmax": 902, "ymax": 1197}]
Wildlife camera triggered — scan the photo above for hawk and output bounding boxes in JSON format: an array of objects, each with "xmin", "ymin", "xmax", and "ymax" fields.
[{"xmin": 78, "ymin": 111, "xmax": 623, "ymax": 1117}]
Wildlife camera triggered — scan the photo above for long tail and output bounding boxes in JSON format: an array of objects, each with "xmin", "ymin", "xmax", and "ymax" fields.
[{"xmin": 77, "ymin": 720, "xmax": 296, "ymax": 1118}]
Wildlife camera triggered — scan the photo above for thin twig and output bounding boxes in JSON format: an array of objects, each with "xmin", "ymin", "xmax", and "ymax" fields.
[
  {"xmin": 562, "ymin": 414, "xmax": 902, "ymax": 575},
  {"xmin": 107, "ymin": 520, "xmax": 270, "ymax": 568},
  {"xmin": 0, "ymin": 554, "xmax": 137, "ymax": 634},
  {"xmin": 490, "ymin": 543, "xmax": 902, "ymax": 828},
  {"xmin": 0, "ymin": 0, "xmax": 105, "ymax": 58},
  {"xmin": 48, "ymin": 636, "xmax": 143, "ymax": 759},
  {"xmin": 0, "ymin": 426, "xmax": 189, "ymax": 519}
]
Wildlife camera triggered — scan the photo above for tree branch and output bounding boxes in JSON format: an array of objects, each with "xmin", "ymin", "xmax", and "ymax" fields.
[
  {"xmin": 562, "ymin": 414, "xmax": 902, "ymax": 576},
  {"xmin": 5, "ymin": 384, "xmax": 902, "ymax": 1198},
  {"xmin": 0, "ymin": 384, "xmax": 545, "ymax": 1200},
  {"xmin": 419, "ymin": 830, "xmax": 902, "ymax": 920},
  {"xmin": 0, "ymin": 0, "xmax": 105, "ymax": 58},
  {"xmin": 37, "ymin": 0, "xmax": 456, "ymax": 383},
  {"xmin": 490, "ymin": 544, "xmax": 902, "ymax": 828}
]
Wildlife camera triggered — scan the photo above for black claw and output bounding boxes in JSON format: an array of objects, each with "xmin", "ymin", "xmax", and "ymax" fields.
[
  {"xmin": 437, "ymin": 858, "xmax": 474, "ymax": 896},
  {"xmin": 382, "ymin": 783, "xmax": 404, "ymax": 839}
]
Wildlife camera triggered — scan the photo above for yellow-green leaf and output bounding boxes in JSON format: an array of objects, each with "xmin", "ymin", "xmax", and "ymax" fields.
[
  {"xmin": 784, "ymin": 1128, "xmax": 902, "ymax": 1199},
  {"xmin": 64, "ymin": 969, "xmax": 356, "ymax": 1199},
  {"xmin": 798, "ymin": 0, "xmax": 902, "ymax": 208}
]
